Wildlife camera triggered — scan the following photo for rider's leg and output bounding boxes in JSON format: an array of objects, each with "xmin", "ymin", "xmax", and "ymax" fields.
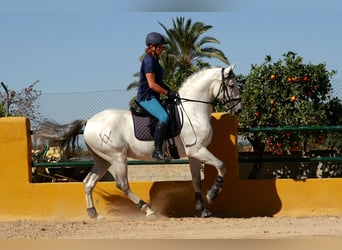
[
  {"xmin": 152, "ymin": 121, "xmax": 168, "ymax": 160},
  {"xmin": 139, "ymin": 98, "xmax": 170, "ymax": 161}
]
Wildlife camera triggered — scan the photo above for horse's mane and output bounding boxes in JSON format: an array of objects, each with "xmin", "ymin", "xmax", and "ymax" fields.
[{"xmin": 179, "ymin": 66, "xmax": 220, "ymax": 91}]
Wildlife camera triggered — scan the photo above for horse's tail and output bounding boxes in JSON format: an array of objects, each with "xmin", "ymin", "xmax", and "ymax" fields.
[{"xmin": 34, "ymin": 119, "xmax": 87, "ymax": 151}]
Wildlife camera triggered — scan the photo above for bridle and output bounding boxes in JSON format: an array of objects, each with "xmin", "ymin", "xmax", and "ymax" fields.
[{"xmin": 179, "ymin": 67, "xmax": 241, "ymax": 110}]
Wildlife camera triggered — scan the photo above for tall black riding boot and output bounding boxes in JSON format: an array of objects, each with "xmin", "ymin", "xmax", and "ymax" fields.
[{"xmin": 152, "ymin": 121, "xmax": 170, "ymax": 162}]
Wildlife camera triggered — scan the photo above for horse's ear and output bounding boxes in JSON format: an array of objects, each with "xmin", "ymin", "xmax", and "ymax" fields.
[{"xmin": 224, "ymin": 64, "xmax": 236, "ymax": 77}]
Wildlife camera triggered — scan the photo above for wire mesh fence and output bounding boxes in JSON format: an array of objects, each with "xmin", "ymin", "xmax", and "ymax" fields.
[
  {"xmin": 330, "ymin": 78, "xmax": 341, "ymax": 99},
  {"xmin": 31, "ymin": 81, "xmax": 341, "ymax": 180},
  {"xmin": 37, "ymin": 89, "xmax": 136, "ymax": 127},
  {"xmin": 37, "ymin": 78, "xmax": 341, "ymax": 127}
]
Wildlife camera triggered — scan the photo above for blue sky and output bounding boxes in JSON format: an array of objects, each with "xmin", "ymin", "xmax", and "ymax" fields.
[{"xmin": 1, "ymin": 0, "xmax": 341, "ymax": 95}]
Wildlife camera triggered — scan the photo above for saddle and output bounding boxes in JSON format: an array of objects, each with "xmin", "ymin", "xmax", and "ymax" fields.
[
  {"xmin": 131, "ymin": 99, "xmax": 182, "ymax": 140},
  {"xmin": 130, "ymin": 99, "xmax": 182, "ymax": 158}
]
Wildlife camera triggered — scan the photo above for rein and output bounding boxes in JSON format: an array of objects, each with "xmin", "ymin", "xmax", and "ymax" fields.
[{"xmin": 180, "ymin": 97, "xmax": 241, "ymax": 106}]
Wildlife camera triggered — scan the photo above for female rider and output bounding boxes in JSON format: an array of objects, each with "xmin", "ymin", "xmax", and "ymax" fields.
[{"xmin": 137, "ymin": 32, "xmax": 178, "ymax": 161}]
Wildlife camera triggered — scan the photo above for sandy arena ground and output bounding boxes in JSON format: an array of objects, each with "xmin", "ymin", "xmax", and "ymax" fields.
[
  {"xmin": 1, "ymin": 215, "xmax": 341, "ymax": 239},
  {"xmin": 2, "ymin": 165, "xmax": 341, "ymax": 242},
  {"xmin": 2, "ymin": 165, "xmax": 342, "ymax": 240}
]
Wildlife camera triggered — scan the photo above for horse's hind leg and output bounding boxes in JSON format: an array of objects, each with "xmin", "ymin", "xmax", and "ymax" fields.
[
  {"xmin": 112, "ymin": 156, "xmax": 156, "ymax": 218},
  {"xmin": 83, "ymin": 155, "xmax": 110, "ymax": 218}
]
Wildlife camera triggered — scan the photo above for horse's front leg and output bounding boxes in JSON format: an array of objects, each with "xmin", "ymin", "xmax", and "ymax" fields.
[
  {"xmin": 189, "ymin": 147, "xmax": 226, "ymax": 205},
  {"xmin": 189, "ymin": 157, "xmax": 213, "ymax": 217},
  {"xmin": 206, "ymin": 174, "xmax": 224, "ymax": 203}
]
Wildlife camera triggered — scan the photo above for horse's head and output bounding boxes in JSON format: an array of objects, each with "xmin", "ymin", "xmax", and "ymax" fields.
[{"xmin": 214, "ymin": 64, "xmax": 242, "ymax": 115}]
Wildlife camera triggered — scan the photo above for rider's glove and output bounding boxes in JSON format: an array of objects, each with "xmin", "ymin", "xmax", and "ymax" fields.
[{"xmin": 167, "ymin": 91, "xmax": 179, "ymax": 101}]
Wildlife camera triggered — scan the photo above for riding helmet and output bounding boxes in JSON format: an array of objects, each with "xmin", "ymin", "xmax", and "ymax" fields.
[{"xmin": 146, "ymin": 32, "xmax": 167, "ymax": 46}]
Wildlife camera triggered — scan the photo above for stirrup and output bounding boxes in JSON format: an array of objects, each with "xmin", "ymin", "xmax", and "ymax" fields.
[{"xmin": 152, "ymin": 150, "xmax": 171, "ymax": 162}]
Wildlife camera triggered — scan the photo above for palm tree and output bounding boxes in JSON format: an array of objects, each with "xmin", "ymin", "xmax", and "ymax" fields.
[
  {"xmin": 127, "ymin": 17, "xmax": 230, "ymax": 91},
  {"xmin": 159, "ymin": 17, "xmax": 230, "ymax": 89}
]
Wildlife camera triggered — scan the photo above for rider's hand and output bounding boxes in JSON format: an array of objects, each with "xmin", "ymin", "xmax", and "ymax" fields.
[{"xmin": 167, "ymin": 91, "xmax": 179, "ymax": 101}]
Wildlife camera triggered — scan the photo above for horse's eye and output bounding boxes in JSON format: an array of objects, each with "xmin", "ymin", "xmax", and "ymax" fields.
[{"xmin": 227, "ymin": 77, "xmax": 236, "ymax": 88}]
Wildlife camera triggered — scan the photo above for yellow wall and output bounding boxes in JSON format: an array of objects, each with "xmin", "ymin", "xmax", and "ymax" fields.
[
  {"xmin": 0, "ymin": 117, "xmax": 153, "ymax": 220},
  {"xmin": 203, "ymin": 113, "xmax": 342, "ymax": 217},
  {"xmin": 0, "ymin": 116, "xmax": 341, "ymax": 220}
]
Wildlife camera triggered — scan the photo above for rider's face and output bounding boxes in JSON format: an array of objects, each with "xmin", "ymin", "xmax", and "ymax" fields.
[{"xmin": 155, "ymin": 44, "xmax": 164, "ymax": 55}]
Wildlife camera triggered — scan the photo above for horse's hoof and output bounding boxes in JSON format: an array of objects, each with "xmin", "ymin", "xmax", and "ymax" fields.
[
  {"xmin": 146, "ymin": 211, "xmax": 157, "ymax": 220},
  {"xmin": 201, "ymin": 208, "xmax": 213, "ymax": 218},
  {"xmin": 87, "ymin": 207, "xmax": 98, "ymax": 219}
]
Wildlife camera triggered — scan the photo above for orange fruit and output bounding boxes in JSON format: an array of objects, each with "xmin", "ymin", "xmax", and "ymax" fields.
[
  {"xmin": 271, "ymin": 74, "xmax": 276, "ymax": 80},
  {"xmin": 291, "ymin": 95, "xmax": 296, "ymax": 102},
  {"xmin": 290, "ymin": 146, "xmax": 298, "ymax": 152}
]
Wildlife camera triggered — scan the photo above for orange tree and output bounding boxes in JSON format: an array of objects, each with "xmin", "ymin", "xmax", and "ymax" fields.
[{"xmin": 238, "ymin": 51, "xmax": 339, "ymax": 155}]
